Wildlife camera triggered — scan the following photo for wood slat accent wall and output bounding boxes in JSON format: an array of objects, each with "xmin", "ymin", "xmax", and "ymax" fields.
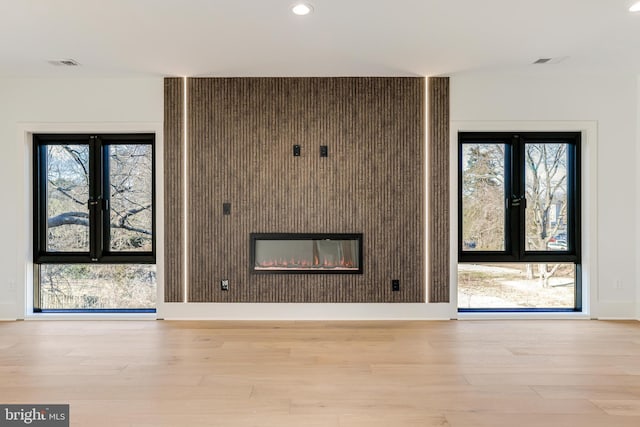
[
  {"xmin": 428, "ymin": 77, "xmax": 450, "ymax": 303},
  {"xmin": 165, "ymin": 77, "xmax": 425, "ymax": 303},
  {"xmin": 163, "ymin": 78, "xmax": 185, "ymax": 302}
]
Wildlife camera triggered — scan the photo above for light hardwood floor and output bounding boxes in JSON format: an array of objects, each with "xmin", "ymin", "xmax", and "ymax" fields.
[{"xmin": 1, "ymin": 320, "xmax": 640, "ymax": 426}]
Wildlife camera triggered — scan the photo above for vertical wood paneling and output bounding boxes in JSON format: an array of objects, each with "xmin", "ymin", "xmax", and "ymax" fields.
[
  {"xmin": 181, "ymin": 77, "xmax": 424, "ymax": 302},
  {"xmin": 428, "ymin": 77, "xmax": 450, "ymax": 303},
  {"xmin": 163, "ymin": 78, "xmax": 185, "ymax": 302}
]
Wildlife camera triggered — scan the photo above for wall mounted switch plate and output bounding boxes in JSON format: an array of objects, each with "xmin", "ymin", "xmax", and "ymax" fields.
[{"xmin": 221, "ymin": 279, "xmax": 229, "ymax": 291}]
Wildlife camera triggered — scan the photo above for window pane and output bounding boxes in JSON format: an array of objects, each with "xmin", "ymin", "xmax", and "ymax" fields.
[
  {"xmin": 461, "ymin": 144, "xmax": 505, "ymax": 251},
  {"xmin": 108, "ymin": 144, "xmax": 153, "ymax": 252},
  {"xmin": 525, "ymin": 143, "xmax": 568, "ymax": 251},
  {"xmin": 46, "ymin": 145, "xmax": 90, "ymax": 252},
  {"xmin": 458, "ymin": 263, "xmax": 575, "ymax": 309},
  {"xmin": 39, "ymin": 264, "xmax": 156, "ymax": 310}
]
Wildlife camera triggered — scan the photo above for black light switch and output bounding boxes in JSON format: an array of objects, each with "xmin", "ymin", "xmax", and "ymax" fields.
[
  {"xmin": 320, "ymin": 145, "xmax": 328, "ymax": 157},
  {"xmin": 392, "ymin": 279, "xmax": 400, "ymax": 292},
  {"xmin": 293, "ymin": 145, "xmax": 301, "ymax": 156},
  {"xmin": 223, "ymin": 203, "xmax": 231, "ymax": 215}
]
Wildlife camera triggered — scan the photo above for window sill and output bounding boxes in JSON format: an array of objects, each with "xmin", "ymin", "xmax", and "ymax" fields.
[
  {"xmin": 456, "ymin": 311, "xmax": 591, "ymax": 320},
  {"xmin": 24, "ymin": 312, "xmax": 158, "ymax": 321}
]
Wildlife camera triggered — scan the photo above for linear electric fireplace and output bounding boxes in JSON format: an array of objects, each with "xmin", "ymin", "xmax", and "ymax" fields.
[{"xmin": 250, "ymin": 233, "xmax": 363, "ymax": 274}]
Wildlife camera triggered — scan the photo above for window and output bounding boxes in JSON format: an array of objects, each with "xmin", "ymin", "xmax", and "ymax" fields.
[
  {"xmin": 33, "ymin": 134, "xmax": 156, "ymax": 312},
  {"xmin": 458, "ymin": 132, "xmax": 581, "ymax": 311}
]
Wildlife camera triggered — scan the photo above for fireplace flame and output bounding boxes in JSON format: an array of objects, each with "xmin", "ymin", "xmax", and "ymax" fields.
[{"xmin": 256, "ymin": 256, "xmax": 357, "ymax": 270}]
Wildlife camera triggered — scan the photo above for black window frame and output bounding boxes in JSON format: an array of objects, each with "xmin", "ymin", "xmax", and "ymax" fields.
[
  {"xmin": 33, "ymin": 133, "xmax": 156, "ymax": 265},
  {"xmin": 458, "ymin": 131, "xmax": 582, "ymax": 311}
]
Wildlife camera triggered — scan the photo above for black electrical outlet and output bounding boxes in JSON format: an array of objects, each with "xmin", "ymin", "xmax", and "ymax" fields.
[
  {"xmin": 392, "ymin": 279, "xmax": 400, "ymax": 292},
  {"xmin": 223, "ymin": 202, "xmax": 231, "ymax": 215},
  {"xmin": 320, "ymin": 145, "xmax": 328, "ymax": 157},
  {"xmin": 293, "ymin": 144, "xmax": 301, "ymax": 156},
  {"xmin": 221, "ymin": 279, "xmax": 229, "ymax": 291}
]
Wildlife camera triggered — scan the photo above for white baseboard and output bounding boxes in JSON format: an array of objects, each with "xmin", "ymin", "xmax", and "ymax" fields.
[
  {"xmin": 158, "ymin": 302, "xmax": 456, "ymax": 320},
  {"xmin": 592, "ymin": 301, "xmax": 637, "ymax": 320}
]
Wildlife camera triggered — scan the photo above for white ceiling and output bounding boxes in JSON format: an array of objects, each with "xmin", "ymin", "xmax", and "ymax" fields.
[{"xmin": 1, "ymin": 0, "xmax": 639, "ymax": 78}]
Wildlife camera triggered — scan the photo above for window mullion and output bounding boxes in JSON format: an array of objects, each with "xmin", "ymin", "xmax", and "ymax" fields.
[
  {"xmin": 102, "ymin": 141, "xmax": 111, "ymax": 257},
  {"xmin": 89, "ymin": 136, "xmax": 104, "ymax": 261},
  {"xmin": 509, "ymin": 136, "xmax": 526, "ymax": 260},
  {"xmin": 517, "ymin": 136, "xmax": 528, "ymax": 260}
]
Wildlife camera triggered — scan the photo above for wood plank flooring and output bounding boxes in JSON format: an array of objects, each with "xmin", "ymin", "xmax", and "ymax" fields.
[{"xmin": 0, "ymin": 320, "xmax": 639, "ymax": 426}]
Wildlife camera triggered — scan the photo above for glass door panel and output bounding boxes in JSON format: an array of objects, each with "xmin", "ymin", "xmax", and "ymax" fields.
[
  {"xmin": 461, "ymin": 143, "xmax": 506, "ymax": 251},
  {"xmin": 107, "ymin": 144, "xmax": 154, "ymax": 252},
  {"xmin": 524, "ymin": 143, "xmax": 569, "ymax": 252},
  {"xmin": 46, "ymin": 144, "xmax": 90, "ymax": 252}
]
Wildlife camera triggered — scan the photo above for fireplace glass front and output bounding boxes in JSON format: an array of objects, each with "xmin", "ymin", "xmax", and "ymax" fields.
[{"xmin": 250, "ymin": 233, "xmax": 363, "ymax": 274}]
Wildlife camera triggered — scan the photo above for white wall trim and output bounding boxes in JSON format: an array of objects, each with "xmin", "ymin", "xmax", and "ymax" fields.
[
  {"xmin": 159, "ymin": 303, "xmax": 456, "ymax": 320},
  {"xmin": 17, "ymin": 121, "xmax": 164, "ymax": 320},
  {"xmin": 594, "ymin": 301, "xmax": 638, "ymax": 320},
  {"xmin": 449, "ymin": 120, "xmax": 598, "ymax": 318},
  {"xmin": 637, "ymin": 75, "xmax": 640, "ymax": 321}
]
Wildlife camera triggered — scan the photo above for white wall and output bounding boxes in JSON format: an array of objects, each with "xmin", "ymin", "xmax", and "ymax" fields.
[
  {"xmin": 0, "ymin": 78, "xmax": 163, "ymax": 319},
  {"xmin": 450, "ymin": 69, "xmax": 638, "ymax": 319}
]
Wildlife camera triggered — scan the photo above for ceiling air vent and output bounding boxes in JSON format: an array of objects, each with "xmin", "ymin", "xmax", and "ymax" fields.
[
  {"xmin": 533, "ymin": 56, "xmax": 568, "ymax": 65},
  {"xmin": 48, "ymin": 59, "xmax": 80, "ymax": 67}
]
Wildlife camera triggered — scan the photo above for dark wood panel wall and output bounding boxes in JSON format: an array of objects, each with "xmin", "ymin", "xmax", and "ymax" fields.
[
  {"xmin": 163, "ymin": 78, "xmax": 185, "ymax": 302},
  {"xmin": 165, "ymin": 77, "xmax": 426, "ymax": 302},
  {"xmin": 428, "ymin": 77, "xmax": 450, "ymax": 303}
]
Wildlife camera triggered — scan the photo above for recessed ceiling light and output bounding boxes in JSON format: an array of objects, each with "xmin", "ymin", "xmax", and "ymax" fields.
[
  {"xmin": 630, "ymin": 2, "xmax": 640, "ymax": 12},
  {"xmin": 291, "ymin": 3, "xmax": 313, "ymax": 16}
]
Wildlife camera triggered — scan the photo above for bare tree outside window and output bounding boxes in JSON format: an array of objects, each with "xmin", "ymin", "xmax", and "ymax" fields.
[{"xmin": 525, "ymin": 143, "xmax": 569, "ymax": 287}]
